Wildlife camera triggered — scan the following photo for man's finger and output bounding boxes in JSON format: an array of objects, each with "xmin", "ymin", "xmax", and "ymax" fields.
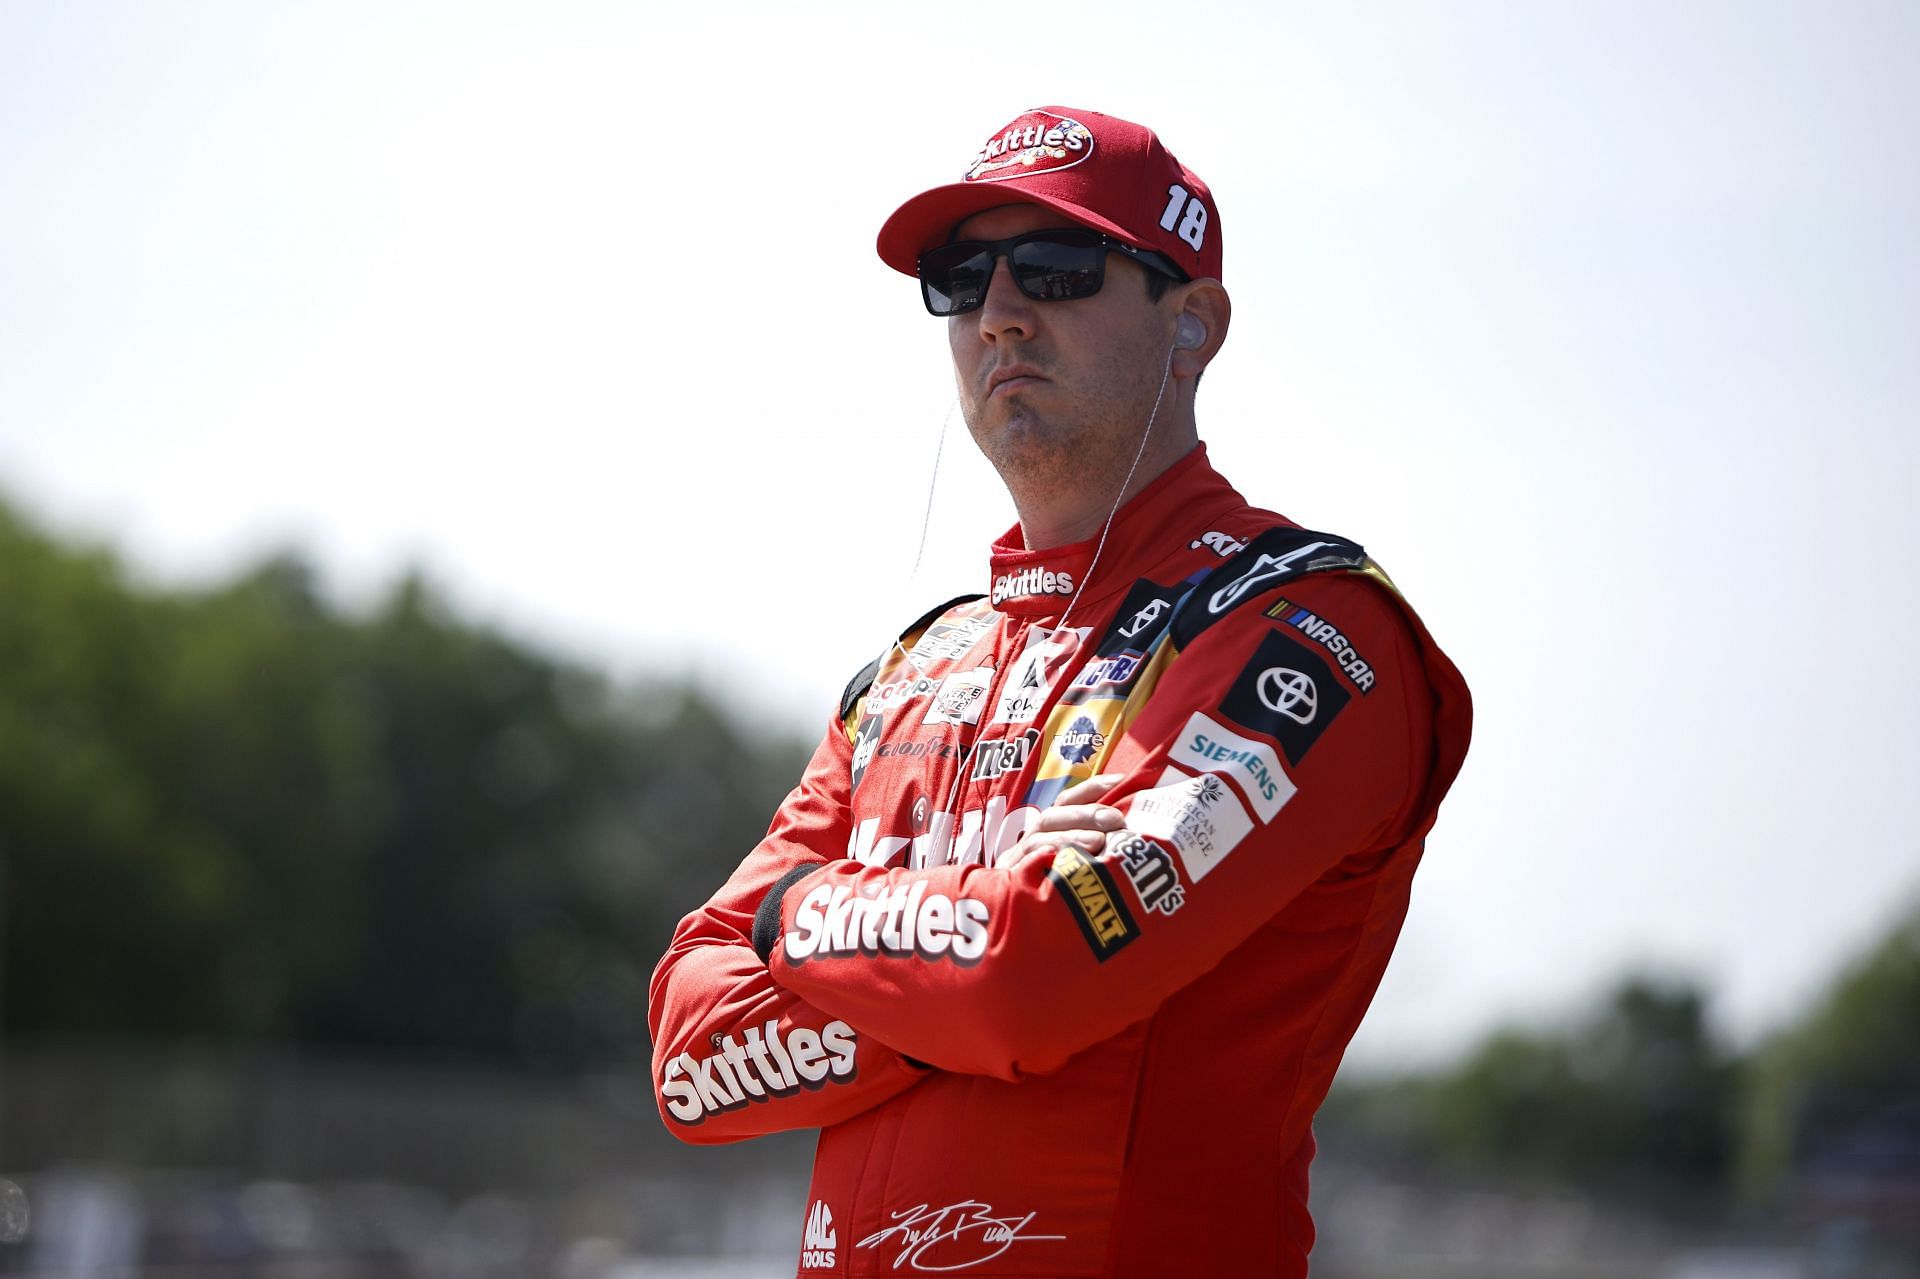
[
  {"xmin": 1031, "ymin": 803, "xmax": 1125, "ymax": 833},
  {"xmin": 1055, "ymin": 773, "xmax": 1126, "ymax": 806},
  {"xmin": 994, "ymin": 828, "xmax": 1111, "ymax": 869}
]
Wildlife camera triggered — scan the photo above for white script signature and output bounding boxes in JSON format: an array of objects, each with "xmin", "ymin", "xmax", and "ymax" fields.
[{"xmin": 855, "ymin": 1200, "xmax": 1064, "ymax": 1272}]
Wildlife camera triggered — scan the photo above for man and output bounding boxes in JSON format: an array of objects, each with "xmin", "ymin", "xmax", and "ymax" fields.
[{"xmin": 649, "ymin": 105, "xmax": 1472, "ymax": 1277}]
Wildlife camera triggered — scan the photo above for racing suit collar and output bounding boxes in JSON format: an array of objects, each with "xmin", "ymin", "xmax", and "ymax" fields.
[{"xmin": 986, "ymin": 443, "xmax": 1243, "ymax": 617}]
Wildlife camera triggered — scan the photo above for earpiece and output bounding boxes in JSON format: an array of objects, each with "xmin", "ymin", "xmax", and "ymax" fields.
[{"xmin": 1174, "ymin": 314, "xmax": 1207, "ymax": 350}]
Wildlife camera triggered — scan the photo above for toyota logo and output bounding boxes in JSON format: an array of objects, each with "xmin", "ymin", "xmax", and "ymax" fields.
[{"xmin": 1257, "ymin": 667, "xmax": 1317, "ymax": 724}]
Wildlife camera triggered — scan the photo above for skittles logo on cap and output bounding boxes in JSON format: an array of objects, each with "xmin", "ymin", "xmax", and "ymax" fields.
[{"xmin": 965, "ymin": 110, "xmax": 1094, "ymax": 183}]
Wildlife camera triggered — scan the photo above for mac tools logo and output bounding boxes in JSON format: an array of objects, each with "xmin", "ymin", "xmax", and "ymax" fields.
[
  {"xmin": 966, "ymin": 110, "xmax": 1094, "ymax": 183},
  {"xmin": 801, "ymin": 1200, "xmax": 837, "ymax": 1270}
]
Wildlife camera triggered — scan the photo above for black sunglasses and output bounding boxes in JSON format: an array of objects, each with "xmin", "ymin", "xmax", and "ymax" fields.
[{"xmin": 918, "ymin": 228, "xmax": 1189, "ymax": 317}]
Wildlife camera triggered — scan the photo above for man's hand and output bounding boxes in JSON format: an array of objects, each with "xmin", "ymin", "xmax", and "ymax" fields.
[{"xmin": 993, "ymin": 773, "xmax": 1127, "ymax": 869}]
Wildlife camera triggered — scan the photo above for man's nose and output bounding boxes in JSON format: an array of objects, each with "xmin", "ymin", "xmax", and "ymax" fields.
[{"xmin": 975, "ymin": 255, "xmax": 1036, "ymax": 342}]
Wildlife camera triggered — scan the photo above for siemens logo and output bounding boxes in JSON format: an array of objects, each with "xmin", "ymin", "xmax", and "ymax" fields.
[
  {"xmin": 1182, "ymin": 733, "xmax": 1281, "ymax": 803},
  {"xmin": 1167, "ymin": 713, "xmax": 1296, "ymax": 822}
]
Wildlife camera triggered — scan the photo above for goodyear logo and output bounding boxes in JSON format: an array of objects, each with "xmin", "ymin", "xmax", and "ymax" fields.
[{"xmin": 1049, "ymin": 846, "xmax": 1138, "ymax": 961}]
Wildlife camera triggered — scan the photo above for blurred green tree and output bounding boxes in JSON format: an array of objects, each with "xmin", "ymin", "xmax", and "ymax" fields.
[
  {"xmin": 1738, "ymin": 896, "xmax": 1920, "ymax": 1204},
  {"xmin": 0, "ymin": 495, "xmax": 806, "ymax": 1069},
  {"xmin": 1322, "ymin": 973, "xmax": 1738, "ymax": 1204}
]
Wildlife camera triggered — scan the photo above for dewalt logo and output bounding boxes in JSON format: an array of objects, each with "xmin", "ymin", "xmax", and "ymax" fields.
[{"xmin": 1049, "ymin": 846, "xmax": 1138, "ymax": 961}]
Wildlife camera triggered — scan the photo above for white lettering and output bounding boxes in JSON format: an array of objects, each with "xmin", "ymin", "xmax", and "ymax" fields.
[
  {"xmin": 917, "ymin": 892, "xmax": 953, "ymax": 955},
  {"xmin": 991, "ymin": 566, "xmax": 1076, "ymax": 605},
  {"xmin": 661, "ymin": 1057, "xmax": 701, "ymax": 1123},
  {"xmin": 659, "ymin": 1018, "xmax": 859, "ymax": 1124},
  {"xmin": 783, "ymin": 881, "xmax": 992, "ymax": 965},
  {"xmin": 953, "ymin": 899, "xmax": 991, "ymax": 962},
  {"xmin": 802, "ymin": 1199, "xmax": 838, "ymax": 1269},
  {"xmin": 1129, "ymin": 770, "xmax": 1256, "ymax": 883},
  {"xmin": 1191, "ymin": 529, "xmax": 1248, "ymax": 557},
  {"xmin": 788, "ymin": 1027, "xmax": 827, "ymax": 1082},
  {"xmin": 788, "ymin": 884, "xmax": 832, "ymax": 956},
  {"xmin": 1279, "ymin": 609, "xmax": 1377, "ymax": 694},
  {"xmin": 1119, "ymin": 597, "xmax": 1170, "ymax": 638},
  {"xmin": 1166, "ymin": 712, "xmax": 1297, "ymax": 822}
]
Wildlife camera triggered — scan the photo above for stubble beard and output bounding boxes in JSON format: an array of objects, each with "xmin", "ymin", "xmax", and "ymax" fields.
[
  {"xmin": 964, "ymin": 397, "xmax": 1099, "ymax": 505},
  {"xmin": 961, "ymin": 357, "xmax": 1168, "ymax": 520}
]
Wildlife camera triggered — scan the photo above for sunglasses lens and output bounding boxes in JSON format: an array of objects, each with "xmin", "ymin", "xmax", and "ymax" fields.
[
  {"xmin": 1010, "ymin": 239, "xmax": 1105, "ymax": 302},
  {"xmin": 918, "ymin": 232, "xmax": 1111, "ymax": 315},
  {"xmin": 921, "ymin": 246, "xmax": 994, "ymax": 316}
]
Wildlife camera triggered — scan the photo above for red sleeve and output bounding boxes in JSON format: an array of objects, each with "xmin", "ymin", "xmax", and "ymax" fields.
[
  {"xmin": 765, "ymin": 574, "xmax": 1438, "ymax": 1081},
  {"xmin": 646, "ymin": 720, "xmax": 932, "ymax": 1144}
]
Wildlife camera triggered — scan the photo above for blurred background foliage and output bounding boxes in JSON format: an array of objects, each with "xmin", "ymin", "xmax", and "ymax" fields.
[
  {"xmin": 1, "ymin": 491, "xmax": 1915, "ymax": 1273},
  {"xmin": 1321, "ymin": 975, "xmax": 1740, "ymax": 1206},
  {"xmin": 0, "ymin": 492, "xmax": 808, "ymax": 1071}
]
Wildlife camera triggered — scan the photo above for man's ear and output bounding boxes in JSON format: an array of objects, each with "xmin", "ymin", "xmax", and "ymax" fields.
[{"xmin": 1171, "ymin": 281, "xmax": 1231, "ymax": 378}]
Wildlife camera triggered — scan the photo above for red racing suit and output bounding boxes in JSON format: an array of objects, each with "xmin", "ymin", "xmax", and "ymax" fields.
[{"xmin": 648, "ymin": 445, "xmax": 1472, "ymax": 1277}]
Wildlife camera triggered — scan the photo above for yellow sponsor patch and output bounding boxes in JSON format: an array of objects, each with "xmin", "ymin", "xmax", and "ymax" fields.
[{"xmin": 1049, "ymin": 846, "xmax": 1139, "ymax": 961}]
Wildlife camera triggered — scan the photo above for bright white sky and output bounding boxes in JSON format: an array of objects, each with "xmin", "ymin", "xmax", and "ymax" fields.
[{"xmin": 3, "ymin": 1, "xmax": 1916, "ymax": 1072}]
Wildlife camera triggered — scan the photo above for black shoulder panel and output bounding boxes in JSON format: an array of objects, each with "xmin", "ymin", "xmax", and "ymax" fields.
[
  {"xmin": 838, "ymin": 655, "xmax": 884, "ymax": 725},
  {"xmin": 752, "ymin": 863, "xmax": 819, "ymax": 964},
  {"xmin": 838, "ymin": 592, "xmax": 986, "ymax": 722},
  {"xmin": 900, "ymin": 592, "xmax": 988, "ymax": 644},
  {"xmin": 1170, "ymin": 527, "xmax": 1368, "ymax": 649}
]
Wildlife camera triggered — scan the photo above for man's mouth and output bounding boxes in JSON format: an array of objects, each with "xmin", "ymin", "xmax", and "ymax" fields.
[{"xmin": 987, "ymin": 365, "xmax": 1046, "ymax": 397}]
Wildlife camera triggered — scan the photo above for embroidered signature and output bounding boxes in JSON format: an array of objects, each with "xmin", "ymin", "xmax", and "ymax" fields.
[{"xmin": 856, "ymin": 1200, "xmax": 1064, "ymax": 1272}]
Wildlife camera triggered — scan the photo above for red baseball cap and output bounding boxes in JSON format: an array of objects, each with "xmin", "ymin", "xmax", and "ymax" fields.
[{"xmin": 876, "ymin": 105, "xmax": 1223, "ymax": 284}]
